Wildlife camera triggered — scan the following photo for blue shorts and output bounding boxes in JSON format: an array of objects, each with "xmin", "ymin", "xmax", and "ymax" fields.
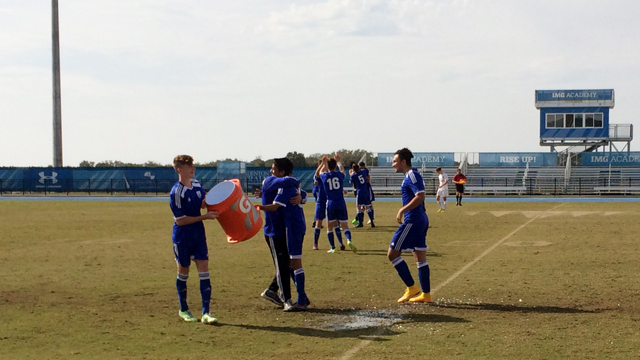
[
  {"xmin": 356, "ymin": 190, "xmax": 372, "ymax": 206},
  {"xmin": 286, "ymin": 225, "xmax": 305, "ymax": 259},
  {"xmin": 173, "ymin": 238, "xmax": 209, "ymax": 268},
  {"xmin": 315, "ymin": 201, "xmax": 326, "ymax": 221},
  {"xmin": 326, "ymin": 200, "xmax": 348, "ymax": 222},
  {"xmin": 390, "ymin": 221, "xmax": 429, "ymax": 252}
]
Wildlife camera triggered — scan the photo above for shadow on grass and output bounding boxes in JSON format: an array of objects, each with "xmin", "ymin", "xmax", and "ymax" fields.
[
  {"xmin": 222, "ymin": 307, "xmax": 468, "ymax": 340},
  {"xmin": 432, "ymin": 302, "xmax": 600, "ymax": 314},
  {"xmin": 354, "ymin": 249, "xmax": 441, "ymax": 258}
]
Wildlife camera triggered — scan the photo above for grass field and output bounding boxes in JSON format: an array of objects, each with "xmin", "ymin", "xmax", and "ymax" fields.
[{"xmin": 1, "ymin": 199, "xmax": 639, "ymax": 359}]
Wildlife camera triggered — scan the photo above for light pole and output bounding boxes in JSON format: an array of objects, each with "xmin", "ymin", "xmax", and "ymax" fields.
[{"xmin": 52, "ymin": 0, "xmax": 63, "ymax": 167}]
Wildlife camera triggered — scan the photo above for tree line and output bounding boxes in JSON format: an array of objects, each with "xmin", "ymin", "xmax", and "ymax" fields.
[{"xmin": 78, "ymin": 149, "xmax": 378, "ymax": 168}]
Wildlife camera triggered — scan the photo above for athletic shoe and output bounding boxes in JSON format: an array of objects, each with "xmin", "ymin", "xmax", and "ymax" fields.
[
  {"xmin": 327, "ymin": 248, "xmax": 336, "ymax": 253},
  {"xmin": 201, "ymin": 313, "xmax": 219, "ymax": 324},
  {"xmin": 312, "ymin": 244, "xmax": 319, "ymax": 250},
  {"xmin": 352, "ymin": 218, "xmax": 358, "ymax": 225},
  {"xmin": 367, "ymin": 220, "xmax": 372, "ymax": 224},
  {"xmin": 370, "ymin": 221, "xmax": 375, "ymax": 228},
  {"xmin": 355, "ymin": 224, "xmax": 363, "ymax": 228},
  {"xmin": 261, "ymin": 289, "xmax": 284, "ymax": 307},
  {"xmin": 397, "ymin": 285, "xmax": 421, "ymax": 303},
  {"xmin": 340, "ymin": 243, "xmax": 346, "ymax": 251},
  {"xmin": 408, "ymin": 292, "xmax": 432, "ymax": 303},
  {"xmin": 179, "ymin": 310, "xmax": 197, "ymax": 322},
  {"xmin": 283, "ymin": 300, "xmax": 307, "ymax": 312},
  {"xmin": 347, "ymin": 241, "xmax": 357, "ymax": 253},
  {"xmin": 437, "ymin": 209, "xmax": 443, "ymax": 213},
  {"xmin": 459, "ymin": 203, "xmax": 462, "ymax": 206}
]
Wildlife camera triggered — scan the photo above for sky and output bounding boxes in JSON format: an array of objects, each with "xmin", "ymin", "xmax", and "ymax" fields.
[{"xmin": 1, "ymin": 0, "xmax": 639, "ymax": 167}]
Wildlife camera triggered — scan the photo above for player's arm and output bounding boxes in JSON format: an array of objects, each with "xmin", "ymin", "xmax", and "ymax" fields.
[
  {"xmin": 257, "ymin": 203, "xmax": 281, "ymax": 212},
  {"xmin": 175, "ymin": 211, "xmax": 219, "ymax": 226},
  {"xmin": 396, "ymin": 192, "xmax": 425, "ymax": 223},
  {"xmin": 315, "ymin": 156, "xmax": 328, "ymax": 177}
]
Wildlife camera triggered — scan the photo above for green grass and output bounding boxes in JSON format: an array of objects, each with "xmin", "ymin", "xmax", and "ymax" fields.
[{"xmin": 1, "ymin": 200, "xmax": 639, "ymax": 359}]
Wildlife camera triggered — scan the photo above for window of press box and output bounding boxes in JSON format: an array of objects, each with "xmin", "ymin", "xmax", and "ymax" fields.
[
  {"xmin": 575, "ymin": 114, "xmax": 583, "ymax": 128},
  {"xmin": 546, "ymin": 113, "xmax": 603, "ymax": 128}
]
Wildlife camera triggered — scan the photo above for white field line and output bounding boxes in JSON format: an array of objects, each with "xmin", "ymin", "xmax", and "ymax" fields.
[{"xmin": 338, "ymin": 203, "xmax": 567, "ymax": 360}]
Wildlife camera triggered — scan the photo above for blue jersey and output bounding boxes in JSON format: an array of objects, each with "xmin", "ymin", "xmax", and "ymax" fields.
[
  {"xmin": 261, "ymin": 176, "xmax": 298, "ymax": 238},
  {"xmin": 350, "ymin": 169, "xmax": 368, "ymax": 192},
  {"xmin": 402, "ymin": 169, "xmax": 428, "ymax": 224},
  {"xmin": 274, "ymin": 185, "xmax": 306, "ymax": 236},
  {"xmin": 169, "ymin": 179, "xmax": 206, "ymax": 244},
  {"xmin": 320, "ymin": 170, "xmax": 345, "ymax": 201}
]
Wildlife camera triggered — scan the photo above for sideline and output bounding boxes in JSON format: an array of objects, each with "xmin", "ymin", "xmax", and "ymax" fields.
[{"xmin": 339, "ymin": 202, "xmax": 567, "ymax": 360}]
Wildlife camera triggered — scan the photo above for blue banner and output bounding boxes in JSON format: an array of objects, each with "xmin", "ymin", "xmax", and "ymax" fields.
[
  {"xmin": 581, "ymin": 152, "xmax": 640, "ymax": 166},
  {"xmin": 479, "ymin": 153, "xmax": 557, "ymax": 166},
  {"xmin": 377, "ymin": 152, "xmax": 454, "ymax": 167},
  {"xmin": 536, "ymin": 89, "xmax": 614, "ymax": 102}
]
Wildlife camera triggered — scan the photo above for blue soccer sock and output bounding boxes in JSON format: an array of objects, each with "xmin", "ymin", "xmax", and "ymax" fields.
[
  {"xmin": 391, "ymin": 257, "xmax": 415, "ymax": 287},
  {"xmin": 314, "ymin": 227, "xmax": 321, "ymax": 245},
  {"xmin": 176, "ymin": 273, "xmax": 189, "ymax": 312},
  {"xmin": 344, "ymin": 228, "xmax": 352, "ymax": 242},
  {"xmin": 335, "ymin": 227, "xmax": 343, "ymax": 245},
  {"xmin": 199, "ymin": 272, "xmax": 211, "ymax": 315},
  {"xmin": 327, "ymin": 231, "xmax": 336, "ymax": 249},
  {"xmin": 417, "ymin": 260, "xmax": 431, "ymax": 293},
  {"xmin": 367, "ymin": 208, "xmax": 374, "ymax": 221},
  {"xmin": 357, "ymin": 211, "xmax": 364, "ymax": 225},
  {"xmin": 370, "ymin": 207, "xmax": 375, "ymax": 220},
  {"xmin": 293, "ymin": 268, "xmax": 307, "ymax": 306}
]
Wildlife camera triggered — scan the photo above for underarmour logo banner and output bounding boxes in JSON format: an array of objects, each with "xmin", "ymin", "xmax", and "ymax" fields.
[{"xmin": 39, "ymin": 171, "xmax": 58, "ymax": 184}]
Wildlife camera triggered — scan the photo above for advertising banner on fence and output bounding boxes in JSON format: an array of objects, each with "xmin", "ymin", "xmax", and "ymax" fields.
[
  {"xmin": 581, "ymin": 152, "xmax": 640, "ymax": 166},
  {"xmin": 377, "ymin": 153, "xmax": 454, "ymax": 167},
  {"xmin": 479, "ymin": 153, "xmax": 557, "ymax": 166}
]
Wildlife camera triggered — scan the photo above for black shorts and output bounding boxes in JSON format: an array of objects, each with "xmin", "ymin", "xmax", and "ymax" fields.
[{"xmin": 455, "ymin": 184, "xmax": 464, "ymax": 193}]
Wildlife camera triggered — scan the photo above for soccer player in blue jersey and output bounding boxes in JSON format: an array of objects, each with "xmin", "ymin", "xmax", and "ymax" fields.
[
  {"xmin": 388, "ymin": 148, "xmax": 432, "ymax": 303},
  {"xmin": 359, "ymin": 161, "xmax": 375, "ymax": 224},
  {"xmin": 317, "ymin": 154, "xmax": 357, "ymax": 253},
  {"xmin": 256, "ymin": 158, "xmax": 300, "ymax": 310},
  {"xmin": 169, "ymin": 155, "xmax": 220, "ymax": 324},
  {"xmin": 312, "ymin": 161, "xmax": 327, "ymax": 250},
  {"xmin": 349, "ymin": 163, "xmax": 375, "ymax": 228},
  {"xmin": 259, "ymin": 177, "xmax": 309, "ymax": 311}
]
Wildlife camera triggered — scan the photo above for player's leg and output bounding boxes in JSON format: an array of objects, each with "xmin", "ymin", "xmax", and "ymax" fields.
[
  {"xmin": 326, "ymin": 219, "xmax": 338, "ymax": 253},
  {"xmin": 339, "ymin": 220, "xmax": 357, "ymax": 253},
  {"xmin": 313, "ymin": 219, "xmax": 322, "ymax": 250},
  {"xmin": 442, "ymin": 196, "xmax": 447, "ymax": 211},
  {"xmin": 193, "ymin": 239, "xmax": 218, "ymax": 324},
  {"xmin": 271, "ymin": 236, "xmax": 292, "ymax": 304},
  {"xmin": 436, "ymin": 195, "xmax": 443, "ymax": 211},
  {"xmin": 388, "ymin": 223, "xmax": 421, "ymax": 302},
  {"xmin": 408, "ymin": 222, "xmax": 432, "ymax": 303},
  {"xmin": 174, "ymin": 242, "xmax": 196, "ymax": 322}
]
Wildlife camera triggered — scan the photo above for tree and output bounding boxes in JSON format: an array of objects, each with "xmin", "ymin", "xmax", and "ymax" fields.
[
  {"xmin": 305, "ymin": 153, "xmax": 322, "ymax": 167},
  {"xmin": 286, "ymin": 151, "xmax": 307, "ymax": 168},
  {"xmin": 333, "ymin": 149, "xmax": 374, "ymax": 168},
  {"xmin": 79, "ymin": 160, "xmax": 95, "ymax": 167},
  {"xmin": 249, "ymin": 157, "xmax": 266, "ymax": 167},
  {"xmin": 143, "ymin": 160, "xmax": 166, "ymax": 167}
]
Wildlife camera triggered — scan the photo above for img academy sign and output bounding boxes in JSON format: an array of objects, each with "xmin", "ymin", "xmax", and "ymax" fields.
[
  {"xmin": 535, "ymin": 89, "xmax": 614, "ymax": 108},
  {"xmin": 582, "ymin": 152, "xmax": 640, "ymax": 166},
  {"xmin": 377, "ymin": 152, "xmax": 454, "ymax": 167}
]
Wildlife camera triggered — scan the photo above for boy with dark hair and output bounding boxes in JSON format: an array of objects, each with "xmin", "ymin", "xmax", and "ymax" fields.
[
  {"xmin": 169, "ymin": 155, "xmax": 219, "ymax": 324},
  {"xmin": 388, "ymin": 148, "xmax": 432, "ymax": 303}
]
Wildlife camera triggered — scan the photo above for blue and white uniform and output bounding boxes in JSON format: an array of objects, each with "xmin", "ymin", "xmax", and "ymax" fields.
[
  {"xmin": 390, "ymin": 169, "xmax": 429, "ymax": 252},
  {"xmin": 350, "ymin": 169, "xmax": 372, "ymax": 206},
  {"xmin": 170, "ymin": 179, "xmax": 208, "ymax": 267},
  {"xmin": 314, "ymin": 174, "xmax": 327, "ymax": 221},
  {"xmin": 274, "ymin": 181, "xmax": 307, "ymax": 259},
  {"xmin": 320, "ymin": 170, "xmax": 348, "ymax": 222}
]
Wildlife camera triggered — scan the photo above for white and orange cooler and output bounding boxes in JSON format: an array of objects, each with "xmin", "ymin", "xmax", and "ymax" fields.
[{"xmin": 205, "ymin": 179, "xmax": 262, "ymax": 243}]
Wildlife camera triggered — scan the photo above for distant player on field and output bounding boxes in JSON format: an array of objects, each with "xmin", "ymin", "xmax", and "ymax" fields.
[
  {"xmin": 169, "ymin": 155, "xmax": 219, "ymax": 324},
  {"xmin": 435, "ymin": 167, "xmax": 449, "ymax": 213},
  {"xmin": 359, "ymin": 161, "xmax": 375, "ymax": 224},
  {"xmin": 388, "ymin": 148, "xmax": 432, "ymax": 303},
  {"xmin": 452, "ymin": 169, "xmax": 467, "ymax": 206},
  {"xmin": 317, "ymin": 154, "xmax": 357, "ymax": 253},
  {"xmin": 349, "ymin": 163, "xmax": 375, "ymax": 228}
]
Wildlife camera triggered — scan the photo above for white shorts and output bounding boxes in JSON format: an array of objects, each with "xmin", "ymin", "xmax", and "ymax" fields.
[{"xmin": 437, "ymin": 187, "xmax": 448, "ymax": 198}]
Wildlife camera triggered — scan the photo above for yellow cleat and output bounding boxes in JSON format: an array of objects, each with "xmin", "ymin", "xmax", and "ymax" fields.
[
  {"xmin": 397, "ymin": 285, "xmax": 421, "ymax": 303},
  {"xmin": 408, "ymin": 292, "xmax": 433, "ymax": 303}
]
